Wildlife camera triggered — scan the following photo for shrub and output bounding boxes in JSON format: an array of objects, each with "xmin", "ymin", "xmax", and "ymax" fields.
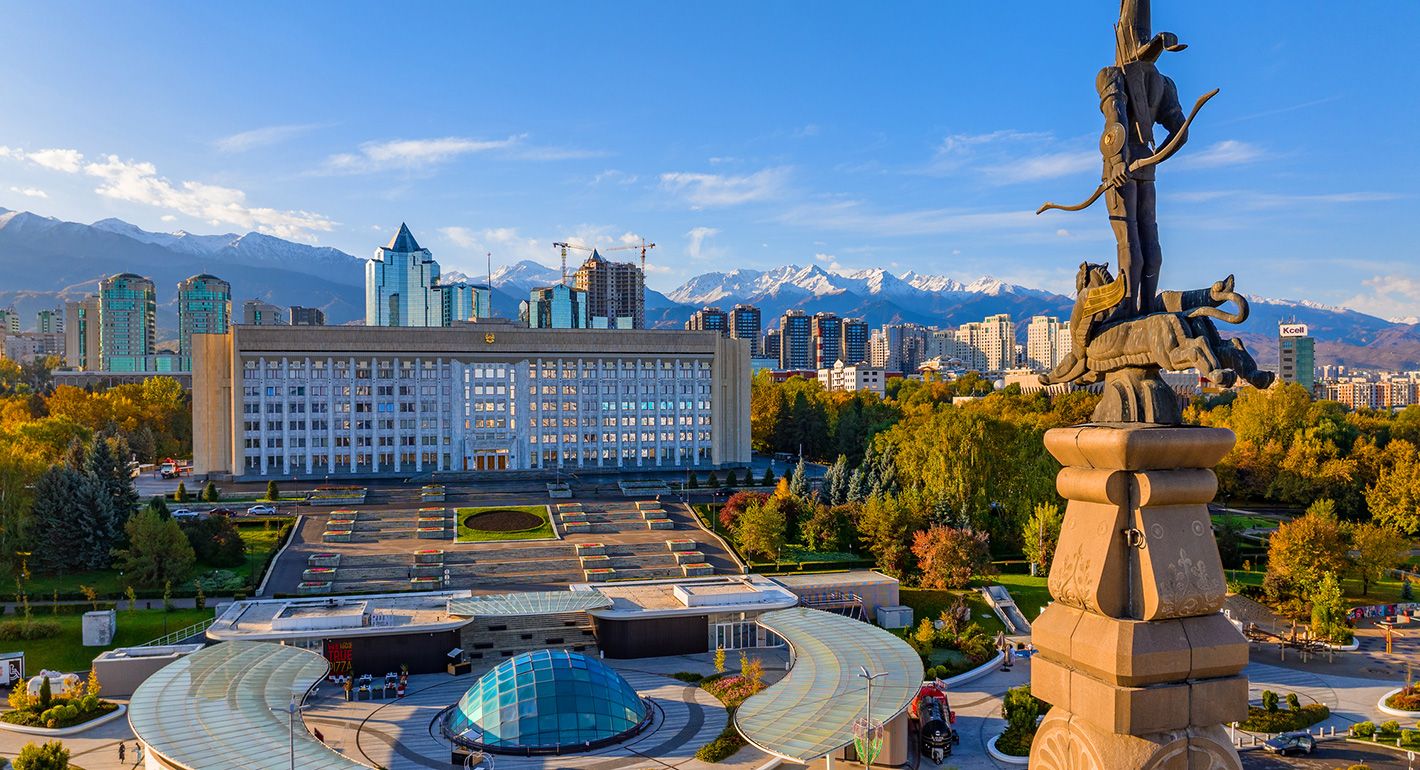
[
  {"xmin": 174, "ymin": 481, "xmax": 187, "ymax": 502},
  {"xmin": 1261, "ymin": 689, "xmax": 1279, "ymax": 712},
  {"xmin": 1384, "ymin": 684, "xmax": 1420, "ymax": 711},
  {"xmin": 725, "ymin": 469, "xmax": 739, "ymax": 487},
  {"xmin": 687, "ymin": 474, "xmax": 699, "ymax": 489},
  {"xmin": 1405, "ymin": 729, "xmax": 1420, "ymax": 746},
  {"xmin": 761, "ymin": 467, "xmax": 774, "ymax": 486},
  {"xmin": 996, "ymin": 685, "xmax": 1041, "ymax": 756},
  {"xmin": 696, "ymin": 724, "xmax": 746, "ymax": 762},
  {"xmin": 201, "ymin": 481, "xmax": 219, "ymax": 502},
  {"xmin": 1352, "ymin": 720, "xmax": 1375, "ymax": 737},
  {"xmin": 14, "ymin": 739, "xmax": 70, "ymax": 770},
  {"xmin": 707, "ymin": 471, "xmax": 720, "ymax": 488},
  {"xmin": 0, "ymin": 621, "xmax": 61, "ymax": 641},
  {"xmin": 1286, "ymin": 692, "xmax": 1301, "ymax": 712},
  {"xmin": 1381, "ymin": 720, "xmax": 1402, "ymax": 735},
  {"xmin": 671, "ymin": 672, "xmax": 704, "ymax": 683},
  {"xmin": 1239, "ymin": 703, "xmax": 1329, "ymax": 733},
  {"xmin": 37, "ymin": 678, "xmax": 50, "ymax": 710}
]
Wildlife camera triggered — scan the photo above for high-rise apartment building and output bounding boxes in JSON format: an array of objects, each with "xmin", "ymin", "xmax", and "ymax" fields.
[
  {"xmin": 840, "ymin": 318, "xmax": 869, "ymax": 365},
  {"xmin": 36, "ymin": 309, "xmax": 63, "ymax": 335},
  {"xmin": 761, "ymin": 329, "xmax": 781, "ymax": 362},
  {"xmin": 1279, "ymin": 323, "xmax": 1315, "ymax": 394},
  {"xmin": 64, "ymin": 296, "xmax": 101, "ymax": 370},
  {"xmin": 778, "ymin": 310, "xmax": 813, "ymax": 370},
  {"xmin": 573, "ymin": 251, "xmax": 644, "ymax": 329},
  {"xmin": 954, "ymin": 314, "xmax": 1016, "ymax": 373},
  {"xmin": 810, "ymin": 312, "xmax": 842, "ymax": 369},
  {"xmin": 177, "ymin": 274, "xmax": 231, "ymax": 369},
  {"xmin": 521, "ymin": 284, "xmax": 589, "ymax": 329},
  {"xmin": 0, "ymin": 308, "xmax": 19, "ymax": 334},
  {"xmin": 873, "ymin": 323, "xmax": 930, "ymax": 372},
  {"xmin": 441, "ymin": 282, "xmax": 493, "ymax": 325},
  {"xmin": 366, "ymin": 223, "xmax": 443, "ymax": 327},
  {"xmin": 686, "ymin": 307, "xmax": 729, "ymax": 336},
  {"xmin": 289, "ymin": 306, "xmax": 326, "ymax": 326},
  {"xmin": 1025, "ymin": 315, "xmax": 1072, "ymax": 373},
  {"xmin": 98, "ymin": 273, "xmax": 156, "ymax": 372},
  {"xmin": 243, "ymin": 300, "xmax": 288, "ymax": 326},
  {"xmin": 728, "ymin": 304, "xmax": 762, "ymax": 357}
]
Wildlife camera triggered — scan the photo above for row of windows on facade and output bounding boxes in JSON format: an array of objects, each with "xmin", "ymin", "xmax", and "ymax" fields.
[
  {"xmin": 242, "ymin": 383, "xmax": 708, "ymax": 399},
  {"xmin": 243, "ymin": 445, "xmax": 711, "ymax": 470},
  {"xmin": 238, "ymin": 360, "xmax": 711, "ymax": 380},
  {"xmin": 241, "ymin": 414, "xmax": 709, "ymax": 434},
  {"xmin": 245, "ymin": 429, "xmax": 711, "ymax": 451}
]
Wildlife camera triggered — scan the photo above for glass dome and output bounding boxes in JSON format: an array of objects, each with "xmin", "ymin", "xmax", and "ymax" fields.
[{"xmin": 443, "ymin": 648, "xmax": 651, "ymax": 755}]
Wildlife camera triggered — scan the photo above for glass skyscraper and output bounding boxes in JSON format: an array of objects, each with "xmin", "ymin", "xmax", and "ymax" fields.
[
  {"xmin": 178, "ymin": 274, "xmax": 231, "ymax": 369},
  {"xmin": 521, "ymin": 284, "xmax": 588, "ymax": 328},
  {"xmin": 366, "ymin": 223, "xmax": 443, "ymax": 327},
  {"xmin": 441, "ymin": 282, "xmax": 493, "ymax": 325},
  {"xmin": 98, "ymin": 273, "xmax": 156, "ymax": 372}
]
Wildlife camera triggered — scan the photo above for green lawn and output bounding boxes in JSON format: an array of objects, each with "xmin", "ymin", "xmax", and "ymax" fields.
[
  {"xmin": 1212, "ymin": 514, "xmax": 1279, "ymax": 530},
  {"xmin": 989, "ymin": 573, "xmax": 1053, "ymax": 620},
  {"xmin": 1227, "ymin": 568, "xmax": 1413, "ymax": 610},
  {"xmin": 0, "ymin": 608, "xmax": 212, "ymax": 673},
  {"xmin": 899, "ymin": 588, "xmax": 1008, "ymax": 638},
  {"xmin": 19, "ymin": 517, "xmax": 293, "ymax": 599},
  {"xmin": 454, "ymin": 505, "xmax": 554, "ymax": 542}
]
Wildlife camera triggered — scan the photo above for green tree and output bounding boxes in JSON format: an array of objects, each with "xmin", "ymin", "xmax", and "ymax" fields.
[
  {"xmin": 183, "ymin": 516, "xmax": 246, "ymax": 567},
  {"xmin": 201, "ymin": 480, "xmax": 219, "ymax": 502},
  {"xmin": 14, "ymin": 739, "xmax": 69, "ymax": 770},
  {"xmin": 912, "ymin": 525, "xmax": 995, "ymax": 589},
  {"xmin": 1310, "ymin": 572, "xmax": 1350, "ymax": 644},
  {"xmin": 112, "ymin": 508, "xmax": 196, "ymax": 587},
  {"xmin": 265, "ymin": 480, "xmax": 280, "ymax": 501},
  {"xmin": 724, "ymin": 469, "xmax": 738, "ymax": 488},
  {"xmin": 1348, "ymin": 521, "xmax": 1410, "ymax": 595},
  {"xmin": 801, "ymin": 503, "xmax": 853, "ymax": 552},
  {"xmin": 1367, "ymin": 440, "xmax": 1420, "ymax": 535},
  {"xmin": 856, "ymin": 493, "xmax": 925, "ymax": 578},
  {"xmin": 147, "ymin": 494, "xmax": 170, "ymax": 518},
  {"xmin": 737, "ymin": 497, "xmax": 787, "ymax": 561},
  {"xmin": 822, "ymin": 455, "xmax": 849, "ymax": 505},
  {"xmin": 707, "ymin": 471, "xmax": 720, "ymax": 489},
  {"xmin": 85, "ymin": 432, "xmax": 139, "ymax": 529},
  {"xmin": 174, "ymin": 481, "xmax": 188, "ymax": 503},
  {"xmin": 687, "ymin": 473, "xmax": 699, "ymax": 489},
  {"xmin": 1264, "ymin": 499, "xmax": 1349, "ymax": 606},
  {"xmin": 1022, "ymin": 502, "xmax": 1064, "ymax": 575},
  {"xmin": 760, "ymin": 467, "xmax": 774, "ymax": 486},
  {"xmin": 998, "ymin": 685, "xmax": 1041, "ymax": 756},
  {"xmin": 789, "ymin": 458, "xmax": 810, "ymax": 500},
  {"xmin": 37, "ymin": 677, "xmax": 51, "ymax": 709},
  {"xmin": 27, "ymin": 466, "xmax": 83, "ymax": 573}
]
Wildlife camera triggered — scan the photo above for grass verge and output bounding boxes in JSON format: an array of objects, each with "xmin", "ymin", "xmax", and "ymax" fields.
[
  {"xmin": 454, "ymin": 505, "xmax": 554, "ymax": 542},
  {"xmin": 0, "ymin": 608, "xmax": 212, "ymax": 673}
]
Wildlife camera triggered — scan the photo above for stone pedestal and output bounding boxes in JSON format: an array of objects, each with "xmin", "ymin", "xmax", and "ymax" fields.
[{"xmin": 1029, "ymin": 424, "xmax": 1248, "ymax": 770}]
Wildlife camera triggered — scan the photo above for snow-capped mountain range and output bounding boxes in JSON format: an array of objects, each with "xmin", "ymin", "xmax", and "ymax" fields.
[{"xmin": 0, "ymin": 208, "xmax": 1415, "ymax": 368}]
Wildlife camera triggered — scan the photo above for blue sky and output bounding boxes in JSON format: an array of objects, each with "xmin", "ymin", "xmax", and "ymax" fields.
[{"xmin": 1, "ymin": 2, "xmax": 1416, "ymax": 319}]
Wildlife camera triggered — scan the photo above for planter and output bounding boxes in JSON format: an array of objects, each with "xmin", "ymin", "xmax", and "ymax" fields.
[
  {"xmin": 307, "ymin": 553, "xmax": 341, "ymax": 567},
  {"xmin": 302, "ymin": 567, "xmax": 337, "ymax": 581},
  {"xmin": 0, "ymin": 704, "xmax": 127, "ymax": 736},
  {"xmin": 414, "ymin": 549, "xmax": 444, "ymax": 563},
  {"xmin": 563, "ymin": 522, "xmax": 591, "ymax": 534},
  {"xmin": 939, "ymin": 651, "xmax": 1007, "ymax": 689},
  {"xmin": 297, "ymin": 581, "xmax": 331, "ymax": 596},
  {"xmin": 666, "ymin": 539, "xmax": 697, "ymax": 552},
  {"xmin": 675, "ymin": 551, "xmax": 707, "ymax": 565},
  {"xmin": 410, "ymin": 577, "xmax": 442, "ymax": 588},
  {"xmin": 322, "ymin": 530, "xmax": 353, "ymax": 543},
  {"xmin": 583, "ymin": 568, "xmax": 615, "ymax": 582},
  {"xmin": 562, "ymin": 513, "xmax": 591, "ymax": 523},
  {"xmin": 412, "ymin": 564, "xmax": 444, "ymax": 578},
  {"xmin": 575, "ymin": 542, "xmax": 605, "ymax": 555},
  {"xmin": 646, "ymin": 518, "xmax": 674, "ymax": 530},
  {"xmin": 682, "ymin": 563, "xmax": 715, "ymax": 577},
  {"xmin": 416, "ymin": 527, "xmax": 449, "ymax": 540},
  {"xmin": 557, "ymin": 503, "xmax": 584, "ymax": 513},
  {"xmin": 1378, "ymin": 688, "xmax": 1420, "ymax": 718},
  {"xmin": 987, "ymin": 734, "xmax": 1031, "ymax": 766},
  {"xmin": 580, "ymin": 555, "xmax": 611, "ymax": 566},
  {"xmin": 419, "ymin": 507, "xmax": 446, "ymax": 516}
]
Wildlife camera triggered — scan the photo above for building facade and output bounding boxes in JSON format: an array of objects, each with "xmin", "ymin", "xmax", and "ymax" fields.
[
  {"xmin": 441, "ymin": 282, "xmax": 493, "ymax": 326},
  {"xmin": 686, "ymin": 307, "xmax": 728, "ymax": 336},
  {"xmin": 817, "ymin": 361, "xmax": 895, "ymax": 396},
  {"xmin": 289, "ymin": 306, "xmax": 326, "ymax": 326},
  {"xmin": 242, "ymin": 300, "xmax": 288, "ymax": 326},
  {"xmin": 521, "ymin": 284, "xmax": 589, "ymax": 329},
  {"xmin": 810, "ymin": 312, "xmax": 841, "ymax": 369},
  {"xmin": 177, "ymin": 274, "xmax": 231, "ymax": 370},
  {"xmin": 366, "ymin": 223, "xmax": 443, "ymax": 328},
  {"xmin": 840, "ymin": 318, "xmax": 868, "ymax": 365},
  {"xmin": 35, "ymin": 309, "xmax": 63, "ymax": 335},
  {"xmin": 953, "ymin": 314, "xmax": 1016, "ymax": 374},
  {"xmin": 98, "ymin": 273, "xmax": 157, "ymax": 372},
  {"xmin": 1278, "ymin": 323, "xmax": 1316, "ymax": 393},
  {"xmin": 191, "ymin": 326, "xmax": 751, "ymax": 478},
  {"xmin": 728, "ymin": 305, "xmax": 761, "ymax": 357},
  {"xmin": 0, "ymin": 309, "xmax": 18, "ymax": 334},
  {"xmin": 778, "ymin": 311, "xmax": 813, "ymax": 370},
  {"xmin": 64, "ymin": 296, "xmax": 101, "ymax": 370},
  {"xmin": 1024, "ymin": 315, "xmax": 1072, "ymax": 373},
  {"xmin": 573, "ymin": 252, "xmax": 645, "ymax": 329}
]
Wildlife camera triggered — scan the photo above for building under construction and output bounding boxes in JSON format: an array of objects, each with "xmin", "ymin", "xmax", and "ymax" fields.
[{"xmin": 573, "ymin": 251, "xmax": 645, "ymax": 329}]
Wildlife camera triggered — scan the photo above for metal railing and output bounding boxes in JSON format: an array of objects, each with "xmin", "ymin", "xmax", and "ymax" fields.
[{"xmin": 135, "ymin": 617, "xmax": 217, "ymax": 648}]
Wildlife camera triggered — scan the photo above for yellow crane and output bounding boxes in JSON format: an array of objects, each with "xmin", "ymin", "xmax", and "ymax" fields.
[{"xmin": 551, "ymin": 239, "xmax": 656, "ymax": 283}]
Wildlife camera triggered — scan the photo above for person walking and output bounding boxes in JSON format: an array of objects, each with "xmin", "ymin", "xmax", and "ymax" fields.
[{"xmin": 118, "ymin": 742, "xmax": 126, "ymax": 763}]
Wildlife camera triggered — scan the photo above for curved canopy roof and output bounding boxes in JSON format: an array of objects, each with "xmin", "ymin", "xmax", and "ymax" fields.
[
  {"xmin": 447, "ymin": 591, "xmax": 611, "ymax": 618},
  {"xmin": 734, "ymin": 607, "xmax": 923, "ymax": 762},
  {"xmin": 129, "ymin": 641, "xmax": 371, "ymax": 770}
]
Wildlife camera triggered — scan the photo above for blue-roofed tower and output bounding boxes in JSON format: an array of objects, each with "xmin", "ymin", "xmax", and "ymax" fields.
[{"xmin": 366, "ymin": 223, "xmax": 443, "ymax": 327}]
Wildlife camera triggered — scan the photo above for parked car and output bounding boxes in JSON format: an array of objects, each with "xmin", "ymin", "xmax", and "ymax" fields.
[
  {"xmin": 1262, "ymin": 732, "xmax": 1315, "ymax": 756},
  {"xmin": 171, "ymin": 509, "xmax": 200, "ymax": 522},
  {"xmin": 246, "ymin": 504, "xmax": 278, "ymax": 516},
  {"xmin": 208, "ymin": 507, "xmax": 236, "ymax": 518}
]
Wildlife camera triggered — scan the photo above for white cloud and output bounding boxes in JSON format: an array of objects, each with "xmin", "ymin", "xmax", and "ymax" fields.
[
  {"xmin": 1177, "ymin": 139, "xmax": 1265, "ymax": 169},
  {"xmin": 160, "ymin": 214, "xmax": 177, "ymax": 222},
  {"xmin": 215, "ymin": 123, "xmax": 324, "ymax": 153},
  {"xmin": 814, "ymin": 252, "xmax": 843, "ymax": 271},
  {"xmin": 8, "ymin": 186, "xmax": 47, "ymax": 199},
  {"xmin": 686, "ymin": 226, "xmax": 719, "ymax": 259},
  {"xmin": 1056, "ymin": 228, "xmax": 1070, "ymax": 237},
  {"xmin": 1, "ymin": 144, "xmax": 336, "ymax": 240},
  {"xmin": 983, "ymin": 150, "xmax": 1097, "ymax": 184},
  {"xmin": 439, "ymin": 226, "xmax": 479, "ymax": 249},
  {"xmin": 323, "ymin": 134, "xmax": 604, "ymax": 173},
  {"xmin": 658, "ymin": 167, "xmax": 789, "ymax": 208},
  {"xmin": 590, "ymin": 169, "xmax": 638, "ymax": 186},
  {"xmin": 27, "ymin": 148, "xmax": 83, "ymax": 173},
  {"xmin": 1343, "ymin": 274, "xmax": 1420, "ymax": 321}
]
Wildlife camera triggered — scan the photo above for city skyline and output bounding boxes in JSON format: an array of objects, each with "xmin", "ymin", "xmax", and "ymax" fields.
[{"xmin": 1, "ymin": 2, "xmax": 1415, "ymax": 320}]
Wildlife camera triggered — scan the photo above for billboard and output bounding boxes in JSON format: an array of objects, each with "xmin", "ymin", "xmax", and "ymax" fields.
[{"xmin": 1279, "ymin": 324, "xmax": 1309, "ymax": 338}]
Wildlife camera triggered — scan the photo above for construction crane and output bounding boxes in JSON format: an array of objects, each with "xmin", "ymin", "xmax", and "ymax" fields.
[{"xmin": 551, "ymin": 239, "xmax": 656, "ymax": 283}]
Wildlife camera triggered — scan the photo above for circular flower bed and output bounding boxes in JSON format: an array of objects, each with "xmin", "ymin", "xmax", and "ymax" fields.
[{"xmin": 462, "ymin": 509, "xmax": 543, "ymax": 532}]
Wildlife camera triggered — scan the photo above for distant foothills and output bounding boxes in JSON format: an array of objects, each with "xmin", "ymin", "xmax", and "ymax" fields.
[{"xmin": 1, "ymin": 207, "xmax": 1416, "ymax": 370}]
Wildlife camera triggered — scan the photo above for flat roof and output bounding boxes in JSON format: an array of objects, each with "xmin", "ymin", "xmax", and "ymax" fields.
[
  {"xmin": 129, "ymin": 641, "xmax": 373, "ymax": 770},
  {"xmin": 734, "ymin": 607, "xmax": 923, "ymax": 763},
  {"xmin": 771, "ymin": 570, "xmax": 900, "ymax": 589},
  {"xmin": 447, "ymin": 591, "xmax": 612, "ymax": 617},
  {"xmin": 572, "ymin": 575, "xmax": 798, "ymax": 619},
  {"xmin": 229, "ymin": 324, "xmax": 731, "ymax": 357},
  {"xmin": 207, "ymin": 591, "xmax": 471, "ymax": 641}
]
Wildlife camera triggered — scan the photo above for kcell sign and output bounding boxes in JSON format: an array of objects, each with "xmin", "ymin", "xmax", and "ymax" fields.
[{"xmin": 1279, "ymin": 324, "xmax": 1309, "ymax": 338}]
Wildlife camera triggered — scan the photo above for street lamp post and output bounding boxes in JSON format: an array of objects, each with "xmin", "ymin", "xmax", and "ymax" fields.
[
  {"xmin": 288, "ymin": 694, "xmax": 296, "ymax": 770},
  {"xmin": 854, "ymin": 666, "xmax": 887, "ymax": 767}
]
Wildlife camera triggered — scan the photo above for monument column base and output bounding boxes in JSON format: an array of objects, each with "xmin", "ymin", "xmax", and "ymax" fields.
[{"xmin": 1030, "ymin": 709, "xmax": 1240, "ymax": 770}]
